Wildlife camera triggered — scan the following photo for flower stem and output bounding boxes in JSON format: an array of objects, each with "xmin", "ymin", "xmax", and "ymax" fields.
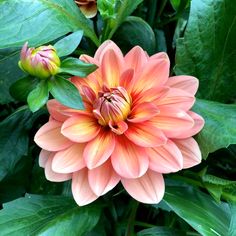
[{"xmin": 125, "ymin": 200, "xmax": 139, "ymax": 236}]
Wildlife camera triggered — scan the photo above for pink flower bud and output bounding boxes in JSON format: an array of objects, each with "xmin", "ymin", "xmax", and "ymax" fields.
[{"xmin": 19, "ymin": 42, "xmax": 60, "ymax": 79}]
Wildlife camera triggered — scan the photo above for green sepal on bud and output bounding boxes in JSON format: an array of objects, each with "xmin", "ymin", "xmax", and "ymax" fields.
[{"xmin": 19, "ymin": 42, "xmax": 61, "ymax": 79}]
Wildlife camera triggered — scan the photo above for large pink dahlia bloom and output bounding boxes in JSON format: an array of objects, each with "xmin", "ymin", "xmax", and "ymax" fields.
[{"xmin": 34, "ymin": 40, "xmax": 204, "ymax": 206}]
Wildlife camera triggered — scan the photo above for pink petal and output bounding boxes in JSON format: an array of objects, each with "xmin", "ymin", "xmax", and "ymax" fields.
[
  {"xmin": 111, "ymin": 137, "xmax": 149, "ymax": 178},
  {"xmin": 147, "ymin": 140, "xmax": 183, "ymax": 173},
  {"xmin": 45, "ymin": 154, "xmax": 72, "ymax": 182},
  {"xmin": 155, "ymin": 87, "xmax": 195, "ymax": 111},
  {"xmin": 72, "ymin": 169, "xmax": 98, "ymax": 206},
  {"xmin": 88, "ymin": 161, "xmax": 120, "ymax": 196},
  {"xmin": 124, "ymin": 46, "xmax": 148, "ymax": 72},
  {"xmin": 47, "ymin": 99, "xmax": 69, "ymax": 122},
  {"xmin": 131, "ymin": 57, "xmax": 170, "ymax": 95},
  {"xmin": 132, "ymin": 86, "xmax": 169, "ymax": 105},
  {"xmin": 101, "ymin": 49, "xmax": 123, "ymax": 87},
  {"xmin": 166, "ymin": 76, "xmax": 199, "ymax": 95},
  {"xmin": 83, "ymin": 130, "xmax": 115, "ymax": 169},
  {"xmin": 94, "ymin": 40, "xmax": 123, "ymax": 62},
  {"xmin": 52, "ymin": 143, "xmax": 86, "ymax": 173},
  {"xmin": 173, "ymin": 111, "xmax": 205, "ymax": 138},
  {"xmin": 128, "ymin": 102, "xmax": 160, "ymax": 123},
  {"xmin": 151, "ymin": 107, "xmax": 194, "ymax": 138},
  {"xmin": 125, "ymin": 122, "xmax": 167, "ymax": 147},
  {"xmin": 119, "ymin": 69, "xmax": 134, "ymax": 93},
  {"xmin": 122, "ymin": 170, "xmax": 165, "ymax": 204},
  {"xmin": 150, "ymin": 52, "xmax": 168, "ymax": 61},
  {"xmin": 34, "ymin": 120, "xmax": 73, "ymax": 151},
  {"xmin": 61, "ymin": 114, "xmax": 100, "ymax": 143},
  {"xmin": 173, "ymin": 138, "xmax": 202, "ymax": 168},
  {"xmin": 39, "ymin": 149, "xmax": 51, "ymax": 168},
  {"xmin": 109, "ymin": 120, "xmax": 128, "ymax": 135}
]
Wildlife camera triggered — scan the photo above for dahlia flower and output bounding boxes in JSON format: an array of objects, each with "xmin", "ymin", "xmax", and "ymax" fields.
[
  {"xmin": 34, "ymin": 40, "xmax": 204, "ymax": 206},
  {"xmin": 75, "ymin": 0, "xmax": 97, "ymax": 18},
  {"xmin": 19, "ymin": 42, "xmax": 60, "ymax": 79}
]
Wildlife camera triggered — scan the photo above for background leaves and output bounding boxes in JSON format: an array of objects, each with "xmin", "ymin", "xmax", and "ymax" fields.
[{"xmin": 175, "ymin": 0, "xmax": 236, "ymax": 102}]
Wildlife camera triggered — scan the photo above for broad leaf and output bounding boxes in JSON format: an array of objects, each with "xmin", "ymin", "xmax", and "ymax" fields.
[
  {"xmin": 193, "ymin": 99, "xmax": 236, "ymax": 158},
  {"xmin": 27, "ymin": 80, "xmax": 49, "ymax": 112},
  {"xmin": 48, "ymin": 75, "xmax": 84, "ymax": 110},
  {"xmin": 54, "ymin": 30, "xmax": 84, "ymax": 57},
  {"xmin": 0, "ymin": 194, "xmax": 101, "ymax": 236},
  {"xmin": 163, "ymin": 185, "xmax": 231, "ymax": 236},
  {"xmin": 60, "ymin": 57, "xmax": 98, "ymax": 77},
  {"xmin": 0, "ymin": 0, "xmax": 99, "ymax": 48},
  {"xmin": 113, "ymin": 16, "xmax": 156, "ymax": 55},
  {"xmin": 10, "ymin": 76, "xmax": 39, "ymax": 102},
  {"xmin": 175, "ymin": 0, "xmax": 236, "ymax": 102},
  {"xmin": 0, "ymin": 107, "xmax": 34, "ymax": 181},
  {"xmin": 0, "ymin": 49, "xmax": 23, "ymax": 104}
]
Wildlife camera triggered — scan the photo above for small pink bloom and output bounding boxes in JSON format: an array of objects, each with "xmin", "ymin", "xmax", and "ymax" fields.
[
  {"xmin": 34, "ymin": 40, "xmax": 204, "ymax": 206},
  {"xmin": 19, "ymin": 42, "xmax": 60, "ymax": 79}
]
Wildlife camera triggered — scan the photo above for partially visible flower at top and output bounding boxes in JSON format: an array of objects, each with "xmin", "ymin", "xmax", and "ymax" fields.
[
  {"xmin": 19, "ymin": 42, "xmax": 61, "ymax": 79},
  {"xmin": 75, "ymin": 0, "xmax": 97, "ymax": 18},
  {"xmin": 34, "ymin": 40, "xmax": 204, "ymax": 206}
]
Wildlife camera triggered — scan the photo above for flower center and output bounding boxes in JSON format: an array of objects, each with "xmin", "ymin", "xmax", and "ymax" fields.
[{"xmin": 93, "ymin": 86, "xmax": 131, "ymax": 126}]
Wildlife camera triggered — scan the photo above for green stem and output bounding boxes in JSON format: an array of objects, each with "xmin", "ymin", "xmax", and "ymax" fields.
[
  {"xmin": 134, "ymin": 221, "xmax": 156, "ymax": 228},
  {"xmin": 147, "ymin": 0, "xmax": 158, "ymax": 27},
  {"xmin": 125, "ymin": 201, "xmax": 139, "ymax": 236},
  {"xmin": 157, "ymin": 0, "xmax": 168, "ymax": 18}
]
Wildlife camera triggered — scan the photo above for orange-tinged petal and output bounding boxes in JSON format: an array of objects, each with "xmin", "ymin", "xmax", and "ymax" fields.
[
  {"xmin": 156, "ymin": 87, "xmax": 195, "ymax": 111},
  {"xmin": 83, "ymin": 130, "xmax": 115, "ymax": 169},
  {"xmin": 151, "ymin": 107, "xmax": 194, "ymax": 137},
  {"xmin": 94, "ymin": 40, "xmax": 123, "ymax": 63},
  {"xmin": 101, "ymin": 49, "xmax": 122, "ymax": 87},
  {"xmin": 132, "ymin": 86, "xmax": 169, "ymax": 105},
  {"xmin": 79, "ymin": 4, "xmax": 97, "ymax": 18},
  {"xmin": 45, "ymin": 154, "xmax": 72, "ymax": 182},
  {"xmin": 147, "ymin": 140, "xmax": 183, "ymax": 173},
  {"xmin": 131, "ymin": 58, "xmax": 170, "ymax": 95},
  {"xmin": 111, "ymin": 137, "xmax": 149, "ymax": 178},
  {"xmin": 173, "ymin": 111, "xmax": 205, "ymax": 138},
  {"xmin": 109, "ymin": 120, "xmax": 128, "ymax": 135},
  {"xmin": 173, "ymin": 138, "xmax": 201, "ymax": 168},
  {"xmin": 47, "ymin": 99, "xmax": 69, "ymax": 122},
  {"xmin": 124, "ymin": 46, "xmax": 148, "ymax": 72},
  {"xmin": 122, "ymin": 170, "xmax": 165, "ymax": 204},
  {"xmin": 125, "ymin": 122, "xmax": 167, "ymax": 147},
  {"xmin": 52, "ymin": 143, "xmax": 86, "ymax": 173},
  {"xmin": 34, "ymin": 120, "xmax": 73, "ymax": 151},
  {"xmin": 119, "ymin": 69, "xmax": 134, "ymax": 93},
  {"xmin": 72, "ymin": 169, "xmax": 98, "ymax": 206},
  {"xmin": 61, "ymin": 114, "xmax": 100, "ymax": 142},
  {"xmin": 166, "ymin": 75, "xmax": 199, "ymax": 95},
  {"xmin": 128, "ymin": 102, "xmax": 160, "ymax": 123},
  {"xmin": 39, "ymin": 149, "xmax": 51, "ymax": 168},
  {"xmin": 88, "ymin": 161, "xmax": 120, "ymax": 196}
]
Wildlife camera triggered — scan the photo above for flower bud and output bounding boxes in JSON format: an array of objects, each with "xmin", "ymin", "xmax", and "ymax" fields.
[{"xmin": 19, "ymin": 42, "xmax": 60, "ymax": 79}]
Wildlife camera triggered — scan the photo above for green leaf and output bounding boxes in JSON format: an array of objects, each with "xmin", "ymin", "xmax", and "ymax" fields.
[
  {"xmin": 0, "ymin": 194, "xmax": 101, "ymax": 236},
  {"xmin": 60, "ymin": 57, "xmax": 98, "ymax": 77},
  {"xmin": 10, "ymin": 76, "xmax": 39, "ymax": 102},
  {"xmin": 0, "ymin": 0, "xmax": 99, "ymax": 48},
  {"xmin": 0, "ymin": 49, "xmax": 23, "ymax": 104},
  {"xmin": 229, "ymin": 203, "xmax": 236, "ymax": 235},
  {"xmin": 27, "ymin": 80, "xmax": 49, "ymax": 112},
  {"xmin": 193, "ymin": 99, "xmax": 236, "ymax": 158},
  {"xmin": 48, "ymin": 75, "xmax": 84, "ymax": 110},
  {"xmin": 163, "ymin": 185, "xmax": 231, "ymax": 236},
  {"xmin": 113, "ymin": 16, "xmax": 156, "ymax": 55},
  {"xmin": 54, "ymin": 30, "xmax": 84, "ymax": 57},
  {"xmin": 175, "ymin": 0, "xmax": 236, "ymax": 102},
  {"xmin": 0, "ymin": 107, "xmax": 34, "ymax": 181},
  {"xmin": 137, "ymin": 227, "xmax": 183, "ymax": 236}
]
